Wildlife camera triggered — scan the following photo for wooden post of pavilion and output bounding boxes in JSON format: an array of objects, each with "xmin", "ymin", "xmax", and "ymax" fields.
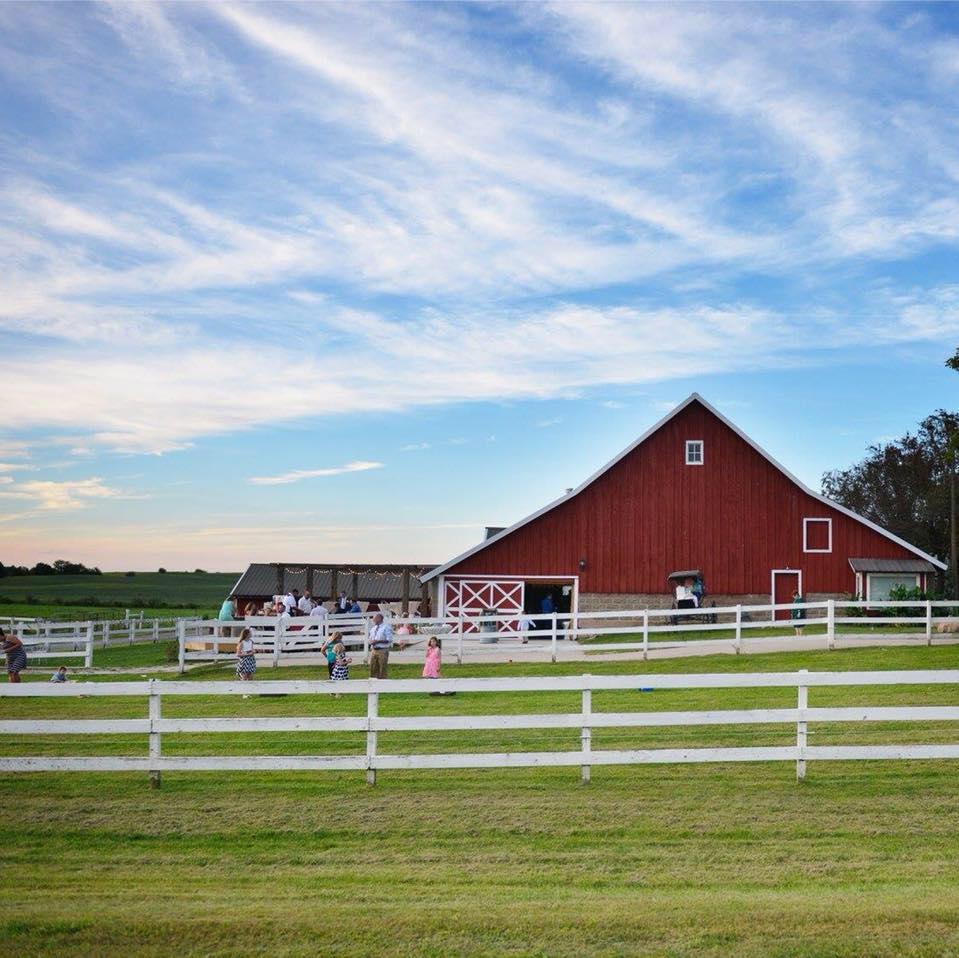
[
  {"xmin": 306, "ymin": 565, "xmax": 315, "ymax": 599},
  {"xmin": 352, "ymin": 571, "xmax": 359, "ymax": 603},
  {"xmin": 330, "ymin": 566, "xmax": 339, "ymax": 605},
  {"xmin": 274, "ymin": 564, "xmax": 284, "ymax": 600},
  {"xmin": 401, "ymin": 569, "xmax": 411, "ymax": 615}
]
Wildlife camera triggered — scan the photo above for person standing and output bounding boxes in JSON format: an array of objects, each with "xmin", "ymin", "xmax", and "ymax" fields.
[
  {"xmin": 336, "ymin": 591, "xmax": 349, "ymax": 615},
  {"xmin": 516, "ymin": 613, "xmax": 535, "ymax": 644},
  {"xmin": 235, "ymin": 628, "xmax": 257, "ymax": 684},
  {"xmin": 320, "ymin": 630, "xmax": 341, "ymax": 679},
  {"xmin": 283, "ymin": 590, "xmax": 299, "ymax": 614},
  {"xmin": 369, "ymin": 613, "xmax": 393, "ymax": 679},
  {"xmin": 2, "ymin": 628, "xmax": 27, "ymax": 683},
  {"xmin": 297, "ymin": 591, "xmax": 313, "ymax": 615},
  {"xmin": 791, "ymin": 590, "xmax": 806, "ymax": 637},
  {"xmin": 422, "ymin": 636, "xmax": 441, "ymax": 679},
  {"xmin": 218, "ymin": 594, "xmax": 238, "ymax": 621}
]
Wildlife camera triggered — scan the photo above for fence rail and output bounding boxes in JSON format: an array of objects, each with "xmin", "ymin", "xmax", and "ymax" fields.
[
  {"xmin": 2, "ymin": 670, "xmax": 958, "ymax": 787},
  {"xmin": 177, "ymin": 598, "xmax": 959, "ymax": 670}
]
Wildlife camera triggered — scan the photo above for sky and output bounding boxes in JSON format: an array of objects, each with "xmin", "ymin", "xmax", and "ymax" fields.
[{"xmin": 1, "ymin": 1, "xmax": 958, "ymax": 571}]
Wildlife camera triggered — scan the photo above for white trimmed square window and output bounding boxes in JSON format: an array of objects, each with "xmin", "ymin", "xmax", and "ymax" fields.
[
  {"xmin": 803, "ymin": 517, "xmax": 832, "ymax": 553},
  {"xmin": 685, "ymin": 440, "xmax": 704, "ymax": 465}
]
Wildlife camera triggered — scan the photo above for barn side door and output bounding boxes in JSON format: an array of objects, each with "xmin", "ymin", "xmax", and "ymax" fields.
[{"xmin": 771, "ymin": 570, "xmax": 801, "ymax": 621}]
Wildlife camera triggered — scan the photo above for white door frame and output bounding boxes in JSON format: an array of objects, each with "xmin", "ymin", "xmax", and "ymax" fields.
[
  {"xmin": 770, "ymin": 569, "xmax": 802, "ymax": 621},
  {"xmin": 438, "ymin": 574, "xmax": 579, "ymax": 618}
]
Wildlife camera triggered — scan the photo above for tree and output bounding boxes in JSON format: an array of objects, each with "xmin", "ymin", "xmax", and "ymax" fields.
[
  {"xmin": 947, "ymin": 347, "xmax": 959, "ymax": 373},
  {"xmin": 822, "ymin": 410, "xmax": 959, "ymax": 595}
]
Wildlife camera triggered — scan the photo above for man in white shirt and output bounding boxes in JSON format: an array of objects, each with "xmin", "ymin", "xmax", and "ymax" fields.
[
  {"xmin": 309, "ymin": 601, "xmax": 328, "ymax": 620},
  {"xmin": 297, "ymin": 591, "xmax": 313, "ymax": 614},
  {"xmin": 369, "ymin": 612, "xmax": 393, "ymax": 679},
  {"xmin": 283, "ymin": 590, "xmax": 298, "ymax": 613}
]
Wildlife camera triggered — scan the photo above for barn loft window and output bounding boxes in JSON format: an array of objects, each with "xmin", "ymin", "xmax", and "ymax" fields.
[
  {"xmin": 685, "ymin": 440, "xmax": 704, "ymax": 465},
  {"xmin": 803, "ymin": 517, "xmax": 832, "ymax": 553}
]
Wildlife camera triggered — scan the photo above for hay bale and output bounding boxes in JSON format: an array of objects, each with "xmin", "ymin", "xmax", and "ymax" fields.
[{"xmin": 935, "ymin": 621, "xmax": 959, "ymax": 634}]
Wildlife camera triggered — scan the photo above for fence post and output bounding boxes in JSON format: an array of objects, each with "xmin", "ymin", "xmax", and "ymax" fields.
[
  {"xmin": 796, "ymin": 669, "xmax": 808, "ymax": 782},
  {"xmin": 735, "ymin": 604, "xmax": 742, "ymax": 655},
  {"xmin": 84, "ymin": 622, "xmax": 94, "ymax": 668},
  {"xmin": 103, "ymin": 620, "xmax": 111, "ymax": 648},
  {"xmin": 642, "ymin": 609, "xmax": 649, "ymax": 661},
  {"xmin": 457, "ymin": 614, "xmax": 464, "ymax": 665},
  {"xmin": 581, "ymin": 675, "xmax": 591, "ymax": 785},
  {"xmin": 273, "ymin": 620, "xmax": 283, "ymax": 668},
  {"xmin": 551, "ymin": 612, "xmax": 558, "ymax": 663},
  {"xmin": 153, "ymin": 619, "xmax": 160, "ymax": 643},
  {"xmin": 177, "ymin": 619, "xmax": 186, "ymax": 674},
  {"xmin": 826, "ymin": 599, "xmax": 836, "ymax": 651},
  {"xmin": 926, "ymin": 599, "xmax": 933, "ymax": 646},
  {"xmin": 129, "ymin": 617, "xmax": 136, "ymax": 646},
  {"xmin": 366, "ymin": 685, "xmax": 379, "ymax": 786},
  {"xmin": 148, "ymin": 679, "xmax": 162, "ymax": 789},
  {"xmin": 362, "ymin": 616, "xmax": 370, "ymax": 666}
]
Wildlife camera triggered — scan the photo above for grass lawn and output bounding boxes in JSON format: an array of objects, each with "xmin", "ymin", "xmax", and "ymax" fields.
[{"xmin": 3, "ymin": 645, "xmax": 959, "ymax": 957}]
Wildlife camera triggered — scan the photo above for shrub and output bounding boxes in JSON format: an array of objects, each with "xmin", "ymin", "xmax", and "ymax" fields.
[
  {"xmin": 158, "ymin": 568, "xmax": 167, "ymax": 574},
  {"xmin": 124, "ymin": 571, "xmax": 136, "ymax": 577},
  {"xmin": 163, "ymin": 640, "xmax": 180, "ymax": 663},
  {"xmin": 841, "ymin": 593, "xmax": 865, "ymax": 617}
]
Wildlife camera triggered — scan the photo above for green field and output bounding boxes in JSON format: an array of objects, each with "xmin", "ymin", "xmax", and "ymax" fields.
[
  {"xmin": 0, "ymin": 571, "xmax": 238, "ymax": 620},
  {"xmin": 3, "ymin": 646, "xmax": 959, "ymax": 956}
]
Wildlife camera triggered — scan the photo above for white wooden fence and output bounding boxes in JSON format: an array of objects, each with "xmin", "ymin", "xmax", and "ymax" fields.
[
  {"xmin": 11, "ymin": 622, "xmax": 95, "ymax": 668},
  {"xmin": 1, "ymin": 670, "xmax": 958, "ymax": 787},
  {"xmin": 177, "ymin": 599, "xmax": 959, "ymax": 671}
]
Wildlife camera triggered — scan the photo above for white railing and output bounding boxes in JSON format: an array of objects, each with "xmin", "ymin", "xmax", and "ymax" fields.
[
  {"xmin": 2, "ymin": 670, "xmax": 958, "ymax": 787},
  {"xmin": 12, "ymin": 621, "xmax": 95, "ymax": 667},
  {"xmin": 177, "ymin": 599, "xmax": 959, "ymax": 670}
]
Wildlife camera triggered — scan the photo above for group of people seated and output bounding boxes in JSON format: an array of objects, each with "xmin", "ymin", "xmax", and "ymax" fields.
[
  {"xmin": 220, "ymin": 590, "xmax": 364, "ymax": 622},
  {"xmin": 674, "ymin": 576, "xmax": 705, "ymax": 609}
]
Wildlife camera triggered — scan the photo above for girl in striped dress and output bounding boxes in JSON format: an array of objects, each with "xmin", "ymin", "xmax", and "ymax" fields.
[
  {"xmin": 2, "ymin": 628, "xmax": 27, "ymax": 683},
  {"xmin": 331, "ymin": 643, "xmax": 351, "ymax": 682},
  {"xmin": 235, "ymin": 628, "xmax": 257, "ymax": 680}
]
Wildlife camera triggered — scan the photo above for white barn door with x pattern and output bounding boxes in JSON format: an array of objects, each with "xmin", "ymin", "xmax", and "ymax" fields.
[{"xmin": 444, "ymin": 578, "xmax": 525, "ymax": 632}]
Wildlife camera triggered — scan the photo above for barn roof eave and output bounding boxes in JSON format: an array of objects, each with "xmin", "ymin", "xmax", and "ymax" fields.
[{"xmin": 420, "ymin": 393, "xmax": 947, "ymax": 583}]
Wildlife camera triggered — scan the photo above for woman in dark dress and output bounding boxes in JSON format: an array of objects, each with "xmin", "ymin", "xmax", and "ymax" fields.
[{"xmin": 1, "ymin": 628, "xmax": 27, "ymax": 683}]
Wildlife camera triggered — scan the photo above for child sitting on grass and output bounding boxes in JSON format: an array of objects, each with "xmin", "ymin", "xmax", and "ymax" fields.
[{"xmin": 50, "ymin": 665, "xmax": 68, "ymax": 683}]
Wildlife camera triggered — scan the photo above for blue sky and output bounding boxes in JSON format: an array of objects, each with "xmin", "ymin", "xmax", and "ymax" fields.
[{"xmin": 0, "ymin": 2, "xmax": 957, "ymax": 570}]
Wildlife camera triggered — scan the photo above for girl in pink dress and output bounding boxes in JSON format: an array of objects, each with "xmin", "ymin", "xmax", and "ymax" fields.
[{"xmin": 422, "ymin": 636, "xmax": 441, "ymax": 679}]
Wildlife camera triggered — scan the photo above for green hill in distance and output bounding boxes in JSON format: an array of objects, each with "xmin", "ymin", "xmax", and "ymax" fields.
[{"xmin": 0, "ymin": 571, "xmax": 239, "ymax": 612}]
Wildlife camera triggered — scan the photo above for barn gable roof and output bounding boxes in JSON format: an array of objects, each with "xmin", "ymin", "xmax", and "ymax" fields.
[{"xmin": 421, "ymin": 393, "xmax": 946, "ymax": 582}]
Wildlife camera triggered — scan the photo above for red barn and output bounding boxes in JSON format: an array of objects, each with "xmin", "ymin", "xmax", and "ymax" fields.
[{"xmin": 421, "ymin": 394, "xmax": 945, "ymax": 620}]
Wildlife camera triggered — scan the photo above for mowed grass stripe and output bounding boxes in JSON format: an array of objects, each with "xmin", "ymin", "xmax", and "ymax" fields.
[{"xmin": 3, "ymin": 761, "xmax": 959, "ymax": 956}]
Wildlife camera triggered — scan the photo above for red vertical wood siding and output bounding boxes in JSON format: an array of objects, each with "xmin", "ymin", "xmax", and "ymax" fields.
[{"xmin": 447, "ymin": 400, "xmax": 927, "ymax": 595}]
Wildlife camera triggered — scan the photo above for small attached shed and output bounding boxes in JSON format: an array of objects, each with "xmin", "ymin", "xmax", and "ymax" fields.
[{"xmin": 849, "ymin": 558, "xmax": 938, "ymax": 604}]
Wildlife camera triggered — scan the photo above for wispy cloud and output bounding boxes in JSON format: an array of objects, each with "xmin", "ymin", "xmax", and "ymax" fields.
[
  {"xmin": 0, "ymin": 1, "xmax": 957, "ymax": 461},
  {"xmin": 248, "ymin": 460, "xmax": 384, "ymax": 486},
  {"xmin": 0, "ymin": 477, "xmax": 142, "ymax": 511}
]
